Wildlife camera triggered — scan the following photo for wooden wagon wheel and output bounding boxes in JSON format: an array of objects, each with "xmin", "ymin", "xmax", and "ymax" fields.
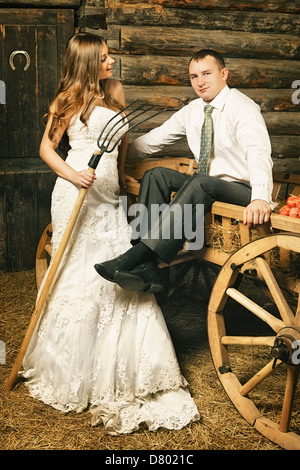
[{"xmin": 208, "ymin": 233, "xmax": 300, "ymax": 450}]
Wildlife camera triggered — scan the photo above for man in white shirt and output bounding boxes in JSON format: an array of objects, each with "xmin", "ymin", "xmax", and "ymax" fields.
[{"xmin": 95, "ymin": 49, "xmax": 273, "ymax": 293}]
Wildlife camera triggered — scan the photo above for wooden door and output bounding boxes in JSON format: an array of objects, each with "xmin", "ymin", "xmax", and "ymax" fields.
[
  {"xmin": 0, "ymin": 8, "xmax": 74, "ymax": 271},
  {"xmin": 0, "ymin": 8, "xmax": 73, "ymax": 158}
]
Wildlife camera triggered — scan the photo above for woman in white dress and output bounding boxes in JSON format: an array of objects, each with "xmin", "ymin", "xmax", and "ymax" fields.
[{"xmin": 21, "ymin": 33, "xmax": 199, "ymax": 435}]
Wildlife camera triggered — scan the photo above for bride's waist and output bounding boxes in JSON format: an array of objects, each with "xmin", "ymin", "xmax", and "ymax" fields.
[{"xmin": 66, "ymin": 149, "xmax": 118, "ymax": 169}]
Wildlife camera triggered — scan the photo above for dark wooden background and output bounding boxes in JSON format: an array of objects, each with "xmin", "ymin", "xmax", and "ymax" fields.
[
  {"xmin": 0, "ymin": 0, "xmax": 299, "ymax": 271},
  {"xmin": 0, "ymin": 1, "xmax": 77, "ymax": 271}
]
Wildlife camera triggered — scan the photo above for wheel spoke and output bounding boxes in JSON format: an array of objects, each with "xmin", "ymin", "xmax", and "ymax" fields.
[
  {"xmin": 221, "ymin": 336, "xmax": 275, "ymax": 346},
  {"xmin": 226, "ymin": 287, "xmax": 286, "ymax": 332},
  {"xmin": 296, "ymin": 295, "xmax": 300, "ymax": 326},
  {"xmin": 239, "ymin": 359, "xmax": 281, "ymax": 397},
  {"xmin": 279, "ymin": 366, "xmax": 299, "ymax": 433},
  {"xmin": 255, "ymin": 257, "xmax": 295, "ymax": 325}
]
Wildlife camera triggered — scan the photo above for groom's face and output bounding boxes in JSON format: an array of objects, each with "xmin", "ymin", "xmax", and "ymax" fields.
[{"xmin": 189, "ymin": 55, "xmax": 228, "ymax": 103}]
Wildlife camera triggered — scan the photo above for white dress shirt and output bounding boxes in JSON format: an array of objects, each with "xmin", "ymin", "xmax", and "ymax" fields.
[{"xmin": 129, "ymin": 85, "xmax": 273, "ymax": 204}]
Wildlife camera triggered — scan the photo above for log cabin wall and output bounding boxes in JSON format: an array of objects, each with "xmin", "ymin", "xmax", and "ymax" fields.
[
  {"xmin": 79, "ymin": 0, "xmax": 300, "ymax": 172},
  {"xmin": 0, "ymin": 0, "xmax": 299, "ymax": 271}
]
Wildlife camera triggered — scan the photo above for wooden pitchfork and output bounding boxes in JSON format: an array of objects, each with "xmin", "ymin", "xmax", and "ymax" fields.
[{"xmin": 5, "ymin": 101, "xmax": 169, "ymax": 391}]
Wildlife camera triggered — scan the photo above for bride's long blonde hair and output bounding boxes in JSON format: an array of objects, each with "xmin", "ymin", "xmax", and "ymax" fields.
[{"xmin": 47, "ymin": 33, "xmax": 123, "ymax": 141}]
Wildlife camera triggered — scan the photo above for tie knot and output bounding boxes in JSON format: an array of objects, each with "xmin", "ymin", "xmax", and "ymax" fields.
[{"xmin": 204, "ymin": 104, "xmax": 214, "ymax": 115}]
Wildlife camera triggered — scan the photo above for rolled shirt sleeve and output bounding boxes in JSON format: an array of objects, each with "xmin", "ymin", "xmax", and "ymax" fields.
[{"xmin": 233, "ymin": 98, "xmax": 273, "ymax": 203}]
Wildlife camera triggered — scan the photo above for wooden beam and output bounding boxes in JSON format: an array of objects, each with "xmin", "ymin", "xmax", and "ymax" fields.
[
  {"xmin": 113, "ymin": 54, "xmax": 299, "ymax": 89},
  {"xmin": 106, "ymin": 0, "xmax": 299, "ymax": 14},
  {"xmin": 0, "ymin": 0, "xmax": 80, "ymax": 6},
  {"xmin": 106, "ymin": 6, "xmax": 300, "ymax": 35},
  {"xmin": 0, "ymin": 8, "xmax": 68, "ymax": 24},
  {"xmin": 119, "ymin": 25, "xmax": 300, "ymax": 59},
  {"xmin": 123, "ymin": 85, "xmax": 300, "ymax": 113}
]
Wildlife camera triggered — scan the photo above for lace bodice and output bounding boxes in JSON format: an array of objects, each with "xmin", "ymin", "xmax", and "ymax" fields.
[{"xmin": 67, "ymin": 106, "xmax": 127, "ymax": 156}]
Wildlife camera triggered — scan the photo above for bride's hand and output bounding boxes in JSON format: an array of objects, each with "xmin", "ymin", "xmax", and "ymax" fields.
[{"xmin": 74, "ymin": 169, "xmax": 97, "ymax": 188}]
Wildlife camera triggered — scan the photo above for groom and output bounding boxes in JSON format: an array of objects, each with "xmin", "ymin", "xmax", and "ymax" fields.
[{"xmin": 94, "ymin": 49, "xmax": 273, "ymax": 293}]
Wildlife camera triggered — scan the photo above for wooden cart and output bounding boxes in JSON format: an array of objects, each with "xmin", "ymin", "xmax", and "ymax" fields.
[{"xmin": 35, "ymin": 157, "xmax": 300, "ymax": 450}]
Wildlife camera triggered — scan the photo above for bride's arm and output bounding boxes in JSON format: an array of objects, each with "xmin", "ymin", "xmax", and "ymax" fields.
[{"xmin": 39, "ymin": 110, "xmax": 96, "ymax": 189}]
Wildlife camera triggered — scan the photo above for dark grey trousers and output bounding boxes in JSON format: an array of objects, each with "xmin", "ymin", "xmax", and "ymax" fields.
[{"xmin": 135, "ymin": 167, "xmax": 251, "ymax": 264}]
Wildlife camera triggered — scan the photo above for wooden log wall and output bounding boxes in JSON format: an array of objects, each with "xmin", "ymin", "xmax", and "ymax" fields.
[
  {"xmin": 78, "ymin": 0, "xmax": 300, "ymax": 173},
  {"xmin": 1, "ymin": 0, "xmax": 299, "ymax": 271}
]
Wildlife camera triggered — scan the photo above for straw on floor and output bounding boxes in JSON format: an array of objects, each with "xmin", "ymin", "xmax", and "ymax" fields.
[{"xmin": 0, "ymin": 268, "xmax": 297, "ymax": 450}]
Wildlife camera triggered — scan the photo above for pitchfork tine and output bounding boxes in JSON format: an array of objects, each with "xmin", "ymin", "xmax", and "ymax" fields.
[
  {"xmin": 96, "ymin": 99, "xmax": 141, "ymax": 146},
  {"xmin": 97, "ymin": 102, "xmax": 153, "ymax": 149},
  {"xmin": 102, "ymin": 104, "xmax": 156, "ymax": 152},
  {"xmin": 106, "ymin": 107, "xmax": 172, "ymax": 154}
]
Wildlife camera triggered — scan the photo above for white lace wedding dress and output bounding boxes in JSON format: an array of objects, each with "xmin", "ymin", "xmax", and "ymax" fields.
[{"xmin": 21, "ymin": 106, "xmax": 199, "ymax": 435}]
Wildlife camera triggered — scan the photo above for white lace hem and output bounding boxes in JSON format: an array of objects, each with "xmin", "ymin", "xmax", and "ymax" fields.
[
  {"xmin": 90, "ymin": 388, "xmax": 200, "ymax": 435},
  {"xmin": 22, "ymin": 375, "xmax": 199, "ymax": 435}
]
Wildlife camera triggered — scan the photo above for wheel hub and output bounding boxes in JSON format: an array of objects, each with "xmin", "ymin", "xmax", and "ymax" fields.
[{"xmin": 271, "ymin": 327, "xmax": 300, "ymax": 367}]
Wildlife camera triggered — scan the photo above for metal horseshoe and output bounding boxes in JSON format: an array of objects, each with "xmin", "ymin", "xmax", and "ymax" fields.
[{"xmin": 9, "ymin": 50, "xmax": 31, "ymax": 71}]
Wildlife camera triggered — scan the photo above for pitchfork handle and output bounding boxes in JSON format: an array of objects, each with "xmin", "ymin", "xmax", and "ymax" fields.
[
  {"xmin": 88, "ymin": 151, "xmax": 102, "ymax": 170},
  {"xmin": 4, "ymin": 151, "xmax": 103, "ymax": 392}
]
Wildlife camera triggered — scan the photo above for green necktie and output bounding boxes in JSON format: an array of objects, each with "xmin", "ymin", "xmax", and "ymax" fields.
[{"xmin": 198, "ymin": 104, "xmax": 214, "ymax": 174}]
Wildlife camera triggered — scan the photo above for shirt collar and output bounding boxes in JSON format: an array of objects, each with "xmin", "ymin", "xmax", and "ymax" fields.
[{"xmin": 203, "ymin": 85, "xmax": 230, "ymax": 112}]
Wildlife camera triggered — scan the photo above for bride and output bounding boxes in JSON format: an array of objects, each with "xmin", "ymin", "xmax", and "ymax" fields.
[{"xmin": 21, "ymin": 32, "xmax": 199, "ymax": 435}]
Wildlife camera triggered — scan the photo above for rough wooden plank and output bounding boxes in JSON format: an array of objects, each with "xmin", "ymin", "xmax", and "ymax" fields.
[
  {"xmin": 6, "ymin": 171, "xmax": 39, "ymax": 271},
  {"xmin": 106, "ymin": 0, "xmax": 299, "ymax": 14},
  {"xmin": 113, "ymin": 54, "xmax": 298, "ymax": 89},
  {"xmin": 0, "ymin": 163, "xmax": 55, "ymax": 270},
  {"xmin": 36, "ymin": 25, "xmax": 59, "ymax": 148},
  {"xmin": 4, "ymin": 25, "xmax": 39, "ymax": 158},
  {"xmin": 241, "ymin": 88, "xmax": 299, "ymax": 112},
  {"xmin": 77, "ymin": 5, "xmax": 106, "ymax": 30},
  {"xmin": 273, "ymin": 158, "xmax": 300, "ymax": 174},
  {"xmin": 0, "ymin": 172, "xmax": 7, "ymax": 270},
  {"xmin": 0, "ymin": 29, "xmax": 8, "ymax": 157},
  {"xmin": 0, "ymin": 8, "xmax": 65, "ymax": 24},
  {"xmin": 0, "ymin": 0, "xmax": 80, "ymax": 6},
  {"xmin": 37, "ymin": 171, "xmax": 56, "ymax": 236},
  {"xmin": 106, "ymin": 6, "xmax": 300, "ymax": 35},
  {"xmin": 270, "ymin": 136, "xmax": 300, "ymax": 159},
  {"xmin": 56, "ymin": 9, "xmax": 75, "ymax": 76},
  {"xmin": 123, "ymin": 85, "xmax": 300, "ymax": 113},
  {"xmin": 263, "ymin": 113, "xmax": 300, "ymax": 135},
  {"xmin": 124, "ymin": 84, "xmax": 195, "ymax": 108},
  {"xmin": 0, "ymin": 158, "xmax": 52, "ymax": 172},
  {"xmin": 119, "ymin": 25, "xmax": 300, "ymax": 59}
]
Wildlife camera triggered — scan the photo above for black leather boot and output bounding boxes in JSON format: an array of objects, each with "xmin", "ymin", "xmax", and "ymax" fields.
[
  {"xmin": 114, "ymin": 263, "xmax": 164, "ymax": 294},
  {"xmin": 94, "ymin": 254, "xmax": 131, "ymax": 283}
]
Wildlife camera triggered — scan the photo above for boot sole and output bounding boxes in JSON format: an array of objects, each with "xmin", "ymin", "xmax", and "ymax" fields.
[{"xmin": 114, "ymin": 271, "xmax": 163, "ymax": 294}]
